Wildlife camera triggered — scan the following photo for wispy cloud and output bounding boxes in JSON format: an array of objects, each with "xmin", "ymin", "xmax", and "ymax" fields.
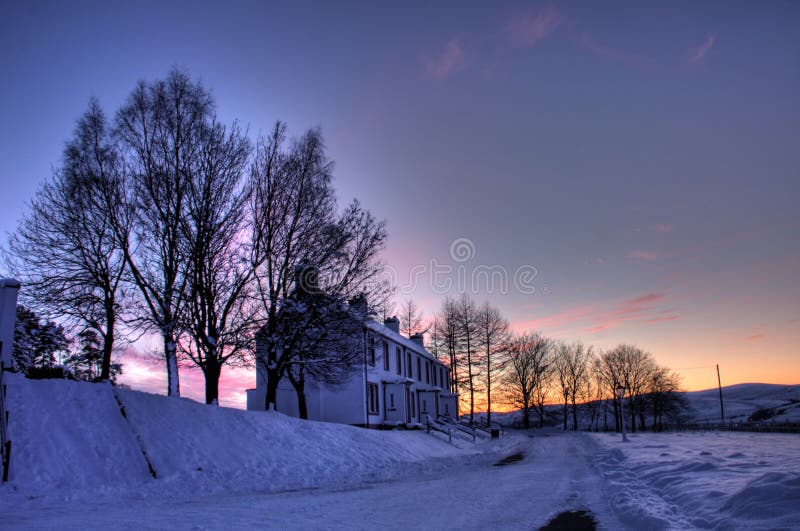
[
  {"xmin": 744, "ymin": 333, "xmax": 765, "ymax": 341},
  {"xmin": 512, "ymin": 292, "xmax": 679, "ymax": 336},
  {"xmin": 425, "ymin": 37, "xmax": 466, "ymax": 80},
  {"xmin": 655, "ymin": 224, "xmax": 673, "ymax": 233},
  {"xmin": 627, "ymin": 250, "xmax": 658, "ymax": 261},
  {"xmin": 506, "ymin": 5, "xmax": 561, "ymax": 47},
  {"xmin": 575, "ymin": 31, "xmax": 645, "ymax": 66},
  {"xmin": 587, "ymin": 293, "xmax": 677, "ymax": 333},
  {"xmin": 689, "ymin": 34, "xmax": 715, "ymax": 63}
]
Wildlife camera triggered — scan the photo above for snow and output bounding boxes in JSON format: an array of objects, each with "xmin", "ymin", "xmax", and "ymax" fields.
[
  {"xmin": 2, "ymin": 374, "xmax": 799, "ymax": 530},
  {"xmin": 592, "ymin": 431, "xmax": 800, "ymax": 529},
  {"xmin": 0, "ymin": 373, "xmax": 492, "ymax": 503}
]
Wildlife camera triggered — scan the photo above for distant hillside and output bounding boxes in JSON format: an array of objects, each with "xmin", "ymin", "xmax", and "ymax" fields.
[
  {"xmin": 479, "ymin": 383, "xmax": 800, "ymax": 428},
  {"xmin": 684, "ymin": 383, "xmax": 800, "ymax": 423}
]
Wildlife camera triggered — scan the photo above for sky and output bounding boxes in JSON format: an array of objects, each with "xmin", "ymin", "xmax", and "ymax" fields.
[{"xmin": 1, "ymin": 1, "xmax": 798, "ymax": 407}]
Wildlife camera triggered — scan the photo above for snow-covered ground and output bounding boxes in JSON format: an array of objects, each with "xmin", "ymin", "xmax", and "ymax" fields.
[
  {"xmin": 2, "ymin": 374, "xmax": 799, "ymax": 530},
  {"xmin": 592, "ymin": 431, "xmax": 800, "ymax": 530}
]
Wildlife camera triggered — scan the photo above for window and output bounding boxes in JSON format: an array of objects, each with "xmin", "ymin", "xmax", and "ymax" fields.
[
  {"xmin": 367, "ymin": 335, "xmax": 376, "ymax": 366},
  {"xmin": 416, "ymin": 357, "xmax": 421, "ymax": 381},
  {"xmin": 383, "ymin": 341, "xmax": 389, "ymax": 370},
  {"xmin": 432, "ymin": 364, "xmax": 437, "ymax": 387},
  {"xmin": 406, "ymin": 351, "xmax": 412, "ymax": 377},
  {"xmin": 440, "ymin": 367, "xmax": 445, "ymax": 388},
  {"xmin": 396, "ymin": 347, "xmax": 402, "ymax": 375},
  {"xmin": 425, "ymin": 361, "xmax": 430, "ymax": 384},
  {"xmin": 389, "ymin": 392, "xmax": 396, "ymax": 410},
  {"xmin": 367, "ymin": 383, "xmax": 379, "ymax": 415}
]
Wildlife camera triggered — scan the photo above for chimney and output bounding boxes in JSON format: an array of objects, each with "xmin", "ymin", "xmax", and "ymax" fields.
[
  {"xmin": 348, "ymin": 294, "xmax": 369, "ymax": 320},
  {"xmin": 410, "ymin": 333, "xmax": 424, "ymax": 348},
  {"xmin": 384, "ymin": 316, "xmax": 400, "ymax": 334}
]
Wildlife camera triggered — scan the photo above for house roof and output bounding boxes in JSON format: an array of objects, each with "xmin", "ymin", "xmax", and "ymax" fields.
[{"xmin": 364, "ymin": 319, "xmax": 443, "ymax": 365}]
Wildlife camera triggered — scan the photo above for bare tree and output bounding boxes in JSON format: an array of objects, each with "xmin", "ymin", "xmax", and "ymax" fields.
[
  {"xmin": 598, "ymin": 344, "xmax": 658, "ymax": 432},
  {"xmin": 431, "ymin": 297, "xmax": 462, "ymax": 398},
  {"xmin": 475, "ymin": 300, "xmax": 508, "ymax": 425},
  {"xmin": 554, "ymin": 341, "xmax": 593, "ymax": 431},
  {"xmin": 6, "ymin": 100, "xmax": 128, "ymax": 381},
  {"xmin": 114, "ymin": 69, "xmax": 213, "ymax": 396},
  {"xmin": 501, "ymin": 332, "xmax": 552, "ymax": 429},
  {"xmin": 178, "ymin": 118, "xmax": 255, "ymax": 404},
  {"xmin": 455, "ymin": 294, "xmax": 481, "ymax": 422},
  {"xmin": 399, "ymin": 298, "xmax": 424, "ymax": 337},
  {"xmin": 250, "ymin": 123, "xmax": 387, "ymax": 411}
]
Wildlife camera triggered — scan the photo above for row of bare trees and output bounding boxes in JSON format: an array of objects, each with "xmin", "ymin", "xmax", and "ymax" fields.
[
  {"xmin": 4, "ymin": 70, "xmax": 388, "ymax": 407},
  {"xmin": 427, "ymin": 295, "xmax": 509, "ymax": 424},
  {"xmin": 417, "ymin": 294, "xmax": 684, "ymax": 432},
  {"xmin": 503, "ymin": 338, "xmax": 685, "ymax": 431}
]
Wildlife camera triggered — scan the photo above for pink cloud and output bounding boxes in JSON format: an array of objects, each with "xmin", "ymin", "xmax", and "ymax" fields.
[
  {"xmin": 511, "ymin": 305, "xmax": 594, "ymax": 333},
  {"xmin": 645, "ymin": 314, "xmax": 681, "ymax": 324},
  {"xmin": 626, "ymin": 293, "xmax": 664, "ymax": 305},
  {"xmin": 744, "ymin": 333, "xmax": 765, "ymax": 341},
  {"xmin": 425, "ymin": 38, "xmax": 465, "ymax": 80},
  {"xmin": 575, "ymin": 31, "xmax": 645, "ymax": 66},
  {"xmin": 627, "ymin": 250, "xmax": 658, "ymax": 261},
  {"xmin": 506, "ymin": 5, "xmax": 561, "ymax": 47},
  {"xmin": 512, "ymin": 292, "xmax": 678, "ymax": 336},
  {"xmin": 690, "ymin": 34, "xmax": 715, "ymax": 63},
  {"xmin": 655, "ymin": 224, "xmax": 673, "ymax": 233},
  {"xmin": 586, "ymin": 293, "xmax": 677, "ymax": 334}
]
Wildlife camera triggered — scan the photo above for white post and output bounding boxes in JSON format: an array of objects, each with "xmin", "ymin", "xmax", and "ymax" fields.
[{"xmin": 0, "ymin": 279, "xmax": 21, "ymax": 369}]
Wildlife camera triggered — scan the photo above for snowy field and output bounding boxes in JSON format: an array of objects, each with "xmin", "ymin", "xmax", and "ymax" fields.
[{"xmin": 1, "ymin": 375, "xmax": 799, "ymax": 530}]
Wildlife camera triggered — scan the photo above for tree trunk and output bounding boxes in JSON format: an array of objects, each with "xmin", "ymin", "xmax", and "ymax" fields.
[
  {"xmin": 100, "ymin": 311, "xmax": 114, "ymax": 381},
  {"xmin": 204, "ymin": 354, "xmax": 220, "ymax": 405},
  {"xmin": 164, "ymin": 333, "xmax": 180, "ymax": 397},
  {"xmin": 288, "ymin": 368, "xmax": 308, "ymax": 419},
  {"xmin": 629, "ymin": 397, "xmax": 636, "ymax": 433},
  {"xmin": 563, "ymin": 399, "xmax": 568, "ymax": 431},
  {"xmin": 486, "ymin": 353, "xmax": 491, "ymax": 425},
  {"xmin": 265, "ymin": 367, "xmax": 280, "ymax": 411},
  {"xmin": 523, "ymin": 396, "xmax": 530, "ymax": 429},
  {"xmin": 572, "ymin": 400, "xmax": 578, "ymax": 431}
]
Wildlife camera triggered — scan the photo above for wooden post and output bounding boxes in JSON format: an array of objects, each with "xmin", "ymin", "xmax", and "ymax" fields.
[{"xmin": 716, "ymin": 364, "xmax": 725, "ymax": 425}]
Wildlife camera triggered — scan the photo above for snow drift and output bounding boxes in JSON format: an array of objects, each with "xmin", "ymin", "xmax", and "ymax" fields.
[{"xmin": 1, "ymin": 373, "xmax": 481, "ymax": 503}]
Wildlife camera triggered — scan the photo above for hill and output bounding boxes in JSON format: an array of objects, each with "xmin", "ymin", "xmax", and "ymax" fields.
[{"xmin": 1, "ymin": 373, "xmax": 492, "ymax": 503}]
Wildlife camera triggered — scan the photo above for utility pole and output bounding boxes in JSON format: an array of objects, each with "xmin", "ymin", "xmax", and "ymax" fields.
[{"xmin": 716, "ymin": 364, "xmax": 725, "ymax": 425}]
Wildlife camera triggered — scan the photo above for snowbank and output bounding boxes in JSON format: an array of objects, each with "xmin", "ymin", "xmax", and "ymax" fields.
[
  {"xmin": 592, "ymin": 431, "xmax": 800, "ymax": 529},
  {"xmin": 0, "ymin": 373, "xmax": 485, "ymax": 504}
]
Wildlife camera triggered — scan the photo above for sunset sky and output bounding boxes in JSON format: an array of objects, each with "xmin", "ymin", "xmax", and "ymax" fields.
[{"xmin": 1, "ymin": 1, "xmax": 798, "ymax": 408}]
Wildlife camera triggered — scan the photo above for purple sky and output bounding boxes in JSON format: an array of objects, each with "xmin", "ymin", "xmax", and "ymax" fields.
[{"xmin": 2, "ymin": 1, "xmax": 798, "ymax": 407}]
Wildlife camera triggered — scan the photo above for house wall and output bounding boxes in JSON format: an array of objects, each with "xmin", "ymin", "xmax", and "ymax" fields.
[
  {"xmin": 0, "ymin": 279, "xmax": 20, "ymax": 368},
  {"xmin": 247, "ymin": 319, "xmax": 457, "ymax": 428},
  {"xmin": 384, "ymin": 383, "xmax": 407, "ymax": 424},
  {"xmin": 417, "ymin": 391, "xmax": 437, "ymax": 423},
  {"xmin": 439, "ymin": 394, "xmax": 457, "ymax": 419}
]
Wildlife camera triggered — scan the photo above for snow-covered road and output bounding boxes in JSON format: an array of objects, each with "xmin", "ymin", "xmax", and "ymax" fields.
[{"xmin": 3, "ymin": 433, "xmax": 621, "ymax": 530}]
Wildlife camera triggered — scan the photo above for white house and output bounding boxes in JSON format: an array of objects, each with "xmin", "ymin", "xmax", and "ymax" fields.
[{"xmin": 246, "ymin": 315, "xmax": 458, "ymax": 428}]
